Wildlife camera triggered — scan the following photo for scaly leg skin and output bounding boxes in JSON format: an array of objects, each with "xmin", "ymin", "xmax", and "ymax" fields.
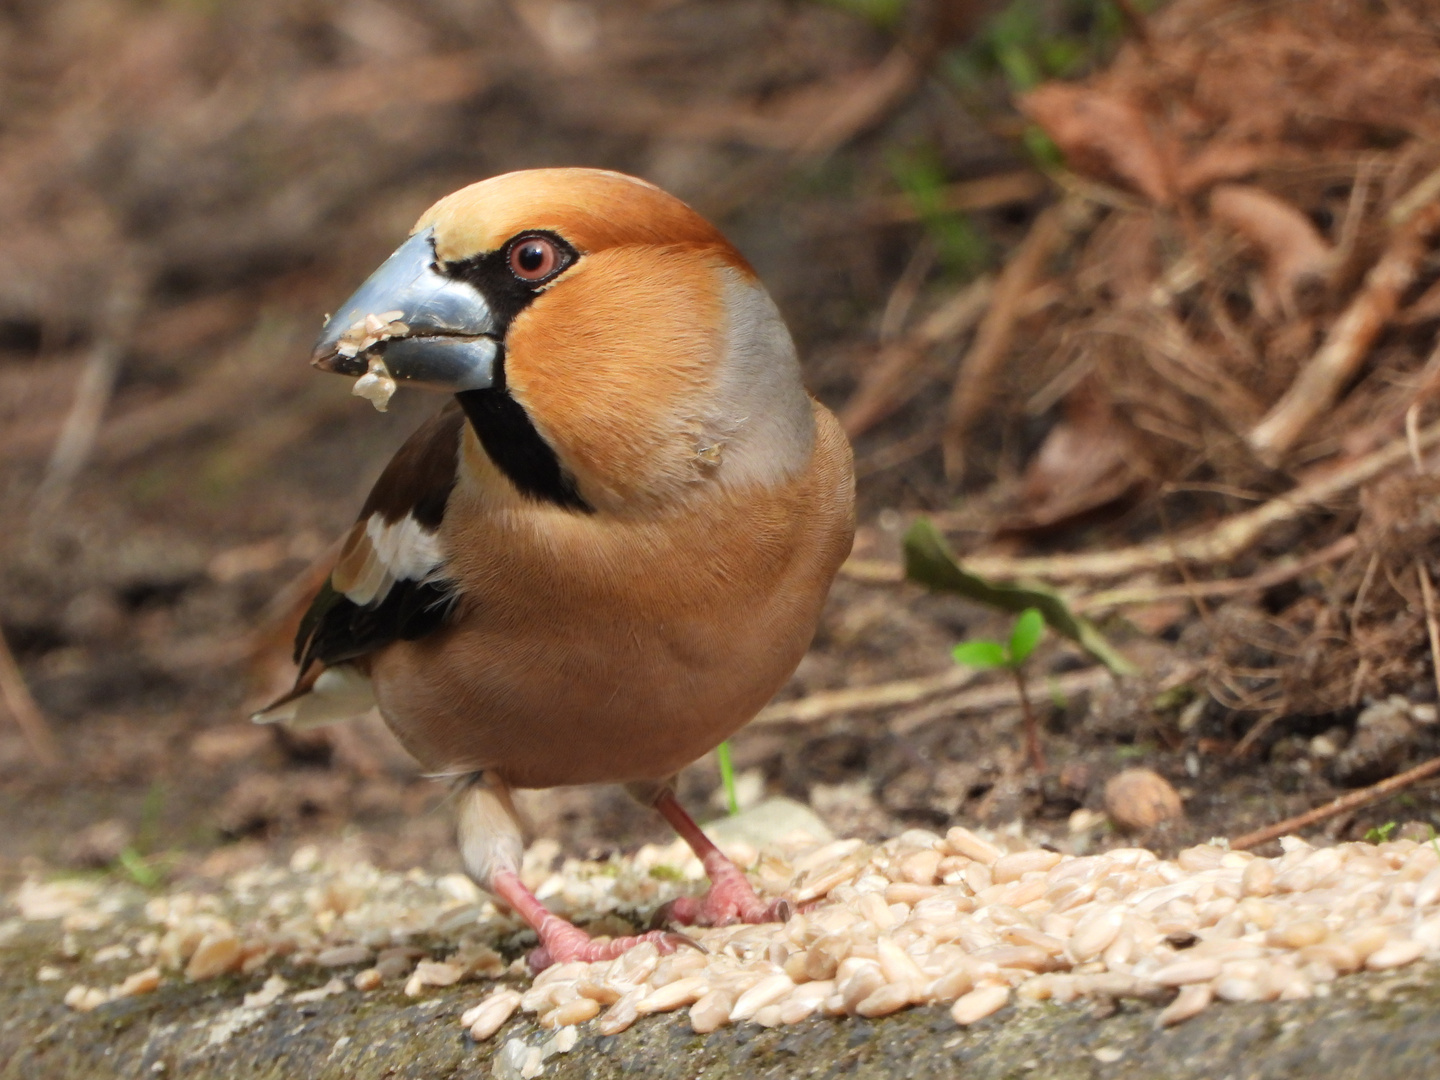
[
  {"xmin": 648, "ymin": 787, "xmax": 791, "ymax": 928},
  {"xmin": 487, "ymin": 868, "xmax": 693, "ymax": 971},
  {"xmin": 456, "ymin": 773, "xmax": 693, "ymax": 972}
]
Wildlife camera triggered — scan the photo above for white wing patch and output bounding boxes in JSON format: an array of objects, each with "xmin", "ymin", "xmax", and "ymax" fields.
[
  {"xmin": 253, "ymin": 665, "xmax": 377, "ymax": 729},
  {"xmin": 341, "ymin": 512, "xmax": 447, "ymax": 606}
]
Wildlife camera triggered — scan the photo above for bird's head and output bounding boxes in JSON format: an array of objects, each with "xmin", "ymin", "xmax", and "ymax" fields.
[{"xmin": 313, "ymin": 168, "xmax": 815, "ymax": 514}]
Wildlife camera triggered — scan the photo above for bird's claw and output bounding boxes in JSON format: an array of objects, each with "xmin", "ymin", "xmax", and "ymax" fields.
[
  {"xmin": 649, "ymin": 885, "xmax": 792, "ymax": 929},
  {"xmin": 527, "ymin": 925, "xmax": 702, "ymax": 973}
]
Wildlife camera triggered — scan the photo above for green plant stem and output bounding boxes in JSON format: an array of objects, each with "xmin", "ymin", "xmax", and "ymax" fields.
[
  {"xmin": 1013, "ymin": 667, "xmax": 1047, "ymax": 773},
  {"xmin": 717, "ymin": 740, "xmax": 739, "ymax": 816}
]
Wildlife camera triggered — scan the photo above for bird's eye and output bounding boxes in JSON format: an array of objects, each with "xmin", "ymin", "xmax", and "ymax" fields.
[{"xmin": 509, "ymin": 236, "xmax": 561, "ymax": 282}]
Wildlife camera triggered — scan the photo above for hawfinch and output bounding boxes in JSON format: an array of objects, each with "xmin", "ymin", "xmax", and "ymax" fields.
[{"xmin": 257, "ymin": 168, "xmax": 854, "ymax": 968}]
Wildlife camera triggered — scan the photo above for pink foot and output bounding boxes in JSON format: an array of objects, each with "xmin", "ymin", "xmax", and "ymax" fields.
[
  {"xmin": 655, "ymin": 851, "xmax": 792, "ymax": 928},
  {"xmin": 488, "ymin": 868, "xmax": 700, "ymax": 973},
  {"xmin": 528, "ymin": 919, "xmax": 698, "ymax": 973}
]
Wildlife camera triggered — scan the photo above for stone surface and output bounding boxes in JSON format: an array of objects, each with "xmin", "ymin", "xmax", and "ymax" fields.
[
  {"xmin": 3, "ymin": 918, "xmax": 1440, "ymax": 1080},
  {"xmin": 701, "ymin": 796, "xmax": 834, "ymax": 851}
]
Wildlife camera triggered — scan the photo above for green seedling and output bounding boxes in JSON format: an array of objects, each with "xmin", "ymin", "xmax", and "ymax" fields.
[
  {"xmin": 817, "ymin": 0, "xmax": 908, "ymax": 30},
  {"xmin": 939, "ymin": 0, "xmax": 1136, "ymax": 173},
  {"xmin": 1364, "ymin": 822, "xmax": 1399, "ymax": 844},
  {"xmin": 888, "ymin": 144, "xmax": 990, "ymax": 279},
  {"xmin": 116, "ymin": 846, "xmax": 163, "ymax": 890},
  {"xmin": 112, "ymin": 782, "xmax": 170, "ymax": 889},
  {"xmin": 945, "ymin": 0, "xmax": 1131, "ymax": 95},
  {"xmin": 904, "ymin": 518, "xmax": 1134, "ymax": 676},
  {"xmin": 953, "ymin": 607, "xmax": 1049, "ymax": 771},
  {"xmin": 717, "ymin": 740, "xmax": 739, "ymax": 816},
  {"xmin": 1046, "ymin": 675, "xmax": 1069, "ymax": 711}
]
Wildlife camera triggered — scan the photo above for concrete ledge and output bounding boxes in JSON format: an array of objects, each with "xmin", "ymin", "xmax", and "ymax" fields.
[{"xmin": 4, "ymin": 920, "xmax": 1440, "ymax": 1080}]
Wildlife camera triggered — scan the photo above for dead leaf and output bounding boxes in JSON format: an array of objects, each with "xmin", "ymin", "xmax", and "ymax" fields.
[
  {"xmin": 1210, "ymin": 184, "xmax": 1333, "ymax": 317},
  {"xmin": 1104, "ymin": 768, "xmax": 1184, "ymax": 831},
  {"xmin": 1016, "ymin": 377, "xmax": 1144, "ymax": 529},
  {"xmin": 1021, "ymin": 84, "xmax": 1174, "ymax": 205}
]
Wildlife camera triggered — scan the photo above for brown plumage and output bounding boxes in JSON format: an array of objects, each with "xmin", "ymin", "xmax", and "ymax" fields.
[
  {"xmin": 256, "ymin": 168, "xmax": 855, "ymax": 967},
  {"xmin": 374, "ymin": 400, "xmax": 851, "ymax": 788}
]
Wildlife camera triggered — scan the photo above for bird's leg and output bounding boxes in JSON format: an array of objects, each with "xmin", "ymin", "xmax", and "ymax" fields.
[
  {"xmin": 641, "ymin": 784, "xmax": 791, "ymax": 928},
  {"xmin": 456, "ymin": 773, "xmax": 691, "ymax": 972}
]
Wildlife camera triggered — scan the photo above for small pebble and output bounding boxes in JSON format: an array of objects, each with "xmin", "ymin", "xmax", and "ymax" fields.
[{"xmin": 1104, "ymin": 769, "xmax": 1184, "ymax": 832}]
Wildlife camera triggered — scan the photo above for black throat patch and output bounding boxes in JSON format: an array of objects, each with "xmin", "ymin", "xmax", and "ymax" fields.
[
  {"xmin": 443, "ymin": 236, "xmax": 593, "ymax": 514},
  {"xmin": 456, "ymin": 382, "xmax": 592, "ymax": 513}
]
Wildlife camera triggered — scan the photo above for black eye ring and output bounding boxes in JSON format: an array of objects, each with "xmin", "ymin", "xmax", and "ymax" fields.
[{"xmin": 506, "ymin": 233, "xmax": 572, "ymax": 285}]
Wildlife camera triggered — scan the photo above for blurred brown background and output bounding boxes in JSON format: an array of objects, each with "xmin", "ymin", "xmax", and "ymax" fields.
[
  {"xmin": 0, "ymin": 0, "xmax": 1026, "ymax": 878},
  {"xmin": 4, "ymin": 0, "xmax": 1440, "ymax": 888}
]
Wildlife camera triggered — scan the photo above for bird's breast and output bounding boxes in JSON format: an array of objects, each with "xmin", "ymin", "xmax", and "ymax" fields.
[{"xmin": 369, "ymin": 404, "xmax": 854, "ymax": 788}]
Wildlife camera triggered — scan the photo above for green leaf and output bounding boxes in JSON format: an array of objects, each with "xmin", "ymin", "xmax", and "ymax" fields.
[
  {"xmin": 952, "ymin": 641, "xmax": 1008, "ymax": 669},
  {"xmin": 1039, "ymin": 37, "xmax": 1084, "ymax": 78},
  {"xmin": 116, "ymin": 847, "xmax": 160, "ymax": 889},
  {"xmin": 717, "ymin": 740, "xmax": 739, "ymax": 816},
  {"xmin": 903, "ymin": 518, "xmax": 1136, "ymax": 676},
  {"xmin": 995, "ymin": 42, "xmax": 1041, "ymax": 92},
  {"xmin": 1364, "ymin": 822, "xmax": 1399, "ymax": 844},
  {"xmin": 1022, "ymin": 126, "xmax": 1064, "ymax": 171},
  {"xmin": 1008, "ymin": 608, "xmax": 1045, "ymax": 665}
]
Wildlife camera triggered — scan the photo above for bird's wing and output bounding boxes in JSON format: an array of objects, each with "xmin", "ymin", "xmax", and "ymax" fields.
[
  {"xmin": 254, "ymin": 403, "xmax": 466, "ymax": 725},
  {"xmin": 296, "ymin": 401, "xmax": 466, "ymax": 674}
]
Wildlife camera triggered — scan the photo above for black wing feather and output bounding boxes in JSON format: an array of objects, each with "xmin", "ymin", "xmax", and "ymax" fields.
[{"xmin": 292, "ymin": 403, "xmax": 466, "ymax": 677}]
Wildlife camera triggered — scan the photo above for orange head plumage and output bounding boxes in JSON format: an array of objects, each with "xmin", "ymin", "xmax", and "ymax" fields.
[{"xmin": 314, "ymin": 168, "xmax": 815, "ymax": 514}]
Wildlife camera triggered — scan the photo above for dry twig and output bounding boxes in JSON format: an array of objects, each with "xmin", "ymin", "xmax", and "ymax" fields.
[
  {"xmin": 841, "ymin": 276, "xmax": 994, "ymax": 438},
  {"xmin": 838, "ymin": 557, "xmax": 904, "ymax": 584},
  {"xmin": 794, "ymin": 45, "xmax": 920, "ymax": 159},
  {"xmin": 1232, "ymin": 753, "xmax": 1440, "ymax": 851},
  {"xmin": 0, "ymin": 627, "xmax": 58, "ymax": 766},
  {"xmin": 867, "ymin": 171, "xmax": 1048, "ymax": 223},
  {"xmin": 1248, "ymin": 204, "xmax": 1440, "ymax": 465},
  {"xmin": 754, "ymin": 664, "xmax": 1126, "ymax": 734},
  {"xmin": 890, "ymin": 664, "xmax": 1182, "ymax": 736},
  {"xmin": 942, "ymin": 203, "xmax": 1074, "ymax": 477},
  {"xmin": 30, "ymin": 267, "xmax": 145, "ymax": 518},
  {"xmin": 1075, "ymin": 534, "xmax": 1358, "ymax": 612},
  {"xmin": 754, "ymin": 667, "xmax": 978, "ymax": 726},
  {"xmin": 842, "ymin": 422, "xmax": 1440, "ymax": 586},
  {"xmin": 1417, "ymin": 561, "xmax": 1440, "ymax": 707},
  {"xmin": 877, "ymin": 240, "xmax": 936, "ymax": 344},
  {"xmin": 963, "ymin": 420, "xmax": 1440, "ymax": 581}
]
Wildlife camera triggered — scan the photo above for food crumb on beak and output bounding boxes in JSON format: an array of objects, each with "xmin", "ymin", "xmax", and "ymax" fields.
[
  {"xmin": 353, "ymin": 355, "xmax": 398, "ymax": 411},
  {"xmin": 336, "ymin": 310, "xmax": 408, "ymax": 359}
]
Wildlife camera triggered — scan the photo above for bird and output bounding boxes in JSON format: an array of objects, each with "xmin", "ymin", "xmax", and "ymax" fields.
[{"xmin": 255, "ymin": 168, "xmax": 855, "ymax": 969}]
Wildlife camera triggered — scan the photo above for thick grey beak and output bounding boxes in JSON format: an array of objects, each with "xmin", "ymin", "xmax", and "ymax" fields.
[{"xmin": 312, "ymin": 226, "xmax": 499, "ymax": 394}]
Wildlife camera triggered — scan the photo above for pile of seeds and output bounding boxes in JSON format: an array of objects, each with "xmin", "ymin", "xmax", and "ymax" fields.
[
  {"xmin": 460, "ymin": 826, "xmax": 1440, "ymax": 1051},
  {"xmin": 8, "ymin": 826, "xmax": 1440, "ymax": 1064},
  {"xmin": 6, "ymin": 836, "xmax": 706, "ymax": 1024}
]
